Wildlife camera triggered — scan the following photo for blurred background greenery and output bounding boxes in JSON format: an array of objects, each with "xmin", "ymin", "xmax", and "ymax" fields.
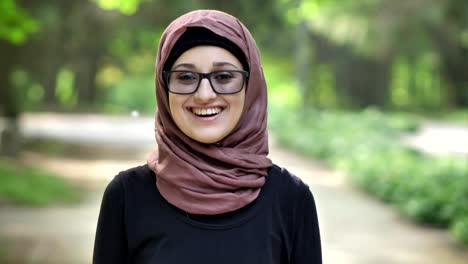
[
  {"xmin": 1, "ymin": 0, "xmax": 468, "ymax": 117},
  {"xmin": 0, "ymin": 0, "xmax": 468, "ymax": 247}
]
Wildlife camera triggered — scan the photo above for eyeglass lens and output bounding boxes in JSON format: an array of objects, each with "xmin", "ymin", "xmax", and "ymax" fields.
[{"xmin": 166, "ymin": 71, "xmax": 245, "ymax": 94}]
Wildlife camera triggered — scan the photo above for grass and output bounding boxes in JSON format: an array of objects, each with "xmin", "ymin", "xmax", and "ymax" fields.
[
  {"xmin": 0, "ymin": 158, "xmax": 82, "ymax": 206},
  {"xmin": 439, "ymin": 109, "xmax": 468, "ymax": 124},
  {"xmin": 0, "ymin": 247, "xmax": 5, "ymax": 263}
]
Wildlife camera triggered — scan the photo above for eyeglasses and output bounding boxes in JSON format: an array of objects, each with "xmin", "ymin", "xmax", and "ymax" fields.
[{"xmin": 163, "ymin": 70, "xmax": 249, "ymax": 94}]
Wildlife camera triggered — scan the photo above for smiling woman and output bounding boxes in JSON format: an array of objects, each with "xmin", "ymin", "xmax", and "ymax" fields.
[{"xmin": 93, "ymin": 10, "xmax": 322, "ymax": 264}]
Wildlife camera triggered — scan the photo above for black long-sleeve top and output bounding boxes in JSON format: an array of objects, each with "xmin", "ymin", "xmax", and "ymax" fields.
[{"xmin": 93, "ymin": 164, "xmax": 322, "ymax": 264}]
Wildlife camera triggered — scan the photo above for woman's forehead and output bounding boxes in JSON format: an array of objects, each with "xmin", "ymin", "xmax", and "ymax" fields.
[{"xmin": 173, "ymin": 46, "xmax": 243, "ymax": 69}]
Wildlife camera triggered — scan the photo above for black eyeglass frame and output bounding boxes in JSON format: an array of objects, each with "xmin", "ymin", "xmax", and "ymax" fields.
[{"xmin": 163, "ymin": 70, "xmax": 249, "ymax": 95}]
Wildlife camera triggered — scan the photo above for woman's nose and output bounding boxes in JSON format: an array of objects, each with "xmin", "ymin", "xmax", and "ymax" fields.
[{"xmin": 193, "ymin": 78, "xmax": 217, "ymax": 102}]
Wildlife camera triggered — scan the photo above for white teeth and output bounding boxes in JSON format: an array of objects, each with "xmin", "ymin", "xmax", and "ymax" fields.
[{"xmin": 191, "ymin": 107, "xmax": 222, "ymax": 116}]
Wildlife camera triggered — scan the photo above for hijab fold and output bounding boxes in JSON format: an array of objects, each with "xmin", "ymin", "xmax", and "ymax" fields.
[{"xmin": 147, "ymin": 10, "xmax": 272, "ymax": 215}]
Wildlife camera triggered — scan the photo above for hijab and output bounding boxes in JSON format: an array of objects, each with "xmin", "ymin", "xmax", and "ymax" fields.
[{"xmin": 147, "ymin": 10, "xmax": 272, "ymax": 215}]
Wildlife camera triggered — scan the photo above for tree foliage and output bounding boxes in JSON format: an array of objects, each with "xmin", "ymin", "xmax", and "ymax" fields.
[
  {"xmin": 1, "ymin": 0, "xmax": 467, "ymax": 116},
  {"xmin": 92, "ymin": 0, "xmax": 143, "ymax": 15},
  {"xmin": 0, "ymin": 0, "xmax": 38, "ymax": 44},
  {"xmin": 276, "ymin": 0, "xmax": 468, "ymax": 109}
]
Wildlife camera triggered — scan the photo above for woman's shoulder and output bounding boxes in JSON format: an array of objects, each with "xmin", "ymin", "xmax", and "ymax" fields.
[
  {"xmin": 267, "ymin": 163, "xmax": 313, "ymax": 201},
  {"xmin": 265, "ymin": 164, "xmax": 318, "ymax": 229},
  {"xmin": 117, "ymin": 164, "xmax": 154, "ymax": 182},
  {"xmin": 104, "ymin": 164, "xmax": 155, "ymax": 196}
]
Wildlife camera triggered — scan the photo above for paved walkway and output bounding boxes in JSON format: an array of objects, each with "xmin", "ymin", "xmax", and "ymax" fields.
[
  {"xmin": 402, "ymin": 121, "xmax": 468, "ymax": 156},
  {"xmin": 0, "ymin": 113, "xmax": 467, "ymax": 263},
  {"xmin": 270, "ymin": 148, "xmax": 468, "ymax": 264}
]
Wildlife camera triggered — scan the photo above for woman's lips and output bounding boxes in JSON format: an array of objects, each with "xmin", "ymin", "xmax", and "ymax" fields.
[
  {"xmin": 188, "ymin": 106, "xmax": 225, "ymax": 121},
  {"xmin": 190, "ymin": 106, "xmax": 223, "ymax": 116}
]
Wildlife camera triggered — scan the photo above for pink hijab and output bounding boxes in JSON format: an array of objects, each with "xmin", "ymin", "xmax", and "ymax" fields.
[{"xmin": 147, "ymin": 10, "xmax": 272, "ymax": 215}]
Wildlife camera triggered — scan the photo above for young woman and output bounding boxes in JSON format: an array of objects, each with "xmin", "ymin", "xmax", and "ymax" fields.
[{"xmin": 93, "ymin": 10, "xmax": 322, "ymax": 264}]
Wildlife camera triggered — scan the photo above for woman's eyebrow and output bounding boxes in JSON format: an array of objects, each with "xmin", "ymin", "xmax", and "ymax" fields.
[
  {"xmin": 172, "ymin": 62, "xmax": 239, "ymax": 70},
  {"xmin": 172, "ymin": 63, "xmax": 195, "ymax": 70},
  {"xmin": 213, "ymin": 62, "xmax": 239, "ymax": 69}
]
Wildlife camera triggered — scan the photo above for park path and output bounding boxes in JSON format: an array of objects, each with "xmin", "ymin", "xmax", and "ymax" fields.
[
  {"xmin": 402, "ymin": 121, "xmax": 468, "ymax": 156},
  {"xmin": 0, "ymin": 113, "xmax": 467, "ymax": 263}
]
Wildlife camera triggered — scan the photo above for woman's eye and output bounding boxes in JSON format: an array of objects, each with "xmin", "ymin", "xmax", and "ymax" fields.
[
  {"xmin": 213, "ymin": 72, "xmax": 234, "ymax": 81},
  {"xmin": 176, "ymin": 72, "xmax": 197, "ymax": 81}
]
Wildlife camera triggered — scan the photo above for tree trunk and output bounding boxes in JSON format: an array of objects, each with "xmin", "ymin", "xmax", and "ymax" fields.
[
  {"xmin": 309, "ymin": 31, "xmax": 392, "ymax": 108},
  {"xmin": 71, "ymin": 0, "xmax": 113, "ymax": 108},
  {"xmin": 296, "ymin": 20, "xmax": 314, "ymax": 109},
  {"xmin": 19, "ymin": 0, "xmax": 73, "ymax": 110},
  {"xmin": 0, "ymin": 41, "xmax": 21, "ymax": 157},
  {"xmin": 441, "ymin": 51, "xmax": 468, "ymax": 107},
  {"xmin": 428, "ymin": 20, "xmax": 468, "ymax": 107}
]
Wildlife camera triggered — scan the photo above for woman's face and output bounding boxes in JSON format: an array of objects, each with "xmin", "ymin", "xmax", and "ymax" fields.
[{"xmin": 168, "ymin": 45, "xmax": 246, "ymax": 144}]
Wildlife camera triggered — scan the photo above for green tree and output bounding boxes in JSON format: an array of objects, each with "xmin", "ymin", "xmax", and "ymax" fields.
[
  {"xmin": 0, "ymin": 0, "xmax": 38, "ymax": 157},
  {"xmin": 278, "ymin": 0, "xmax": 468, "ymax": 109}
]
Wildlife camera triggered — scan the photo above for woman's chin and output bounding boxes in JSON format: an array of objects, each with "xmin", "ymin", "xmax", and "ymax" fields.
[{"xmin": 185, "ymin": 128, "xmax": 229, "ymax": 144}]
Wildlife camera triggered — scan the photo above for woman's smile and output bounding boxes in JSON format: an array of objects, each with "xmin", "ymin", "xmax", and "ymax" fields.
[{"xmin": 189, "ymin": 106, "xmax": 224, "ymax": 117}]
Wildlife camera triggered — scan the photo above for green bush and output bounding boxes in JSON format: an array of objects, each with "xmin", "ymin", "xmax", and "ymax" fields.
[
  {"xmin": 451, "ymin": 216, "xmax": 468, "ymax": 244},
  {"xmin": 0, "ymin": 159, "xmax": 81, "ymax": 206},
  {"xmin": 269, "ymin": 107, "xmax": 468, "ymax": 244}
]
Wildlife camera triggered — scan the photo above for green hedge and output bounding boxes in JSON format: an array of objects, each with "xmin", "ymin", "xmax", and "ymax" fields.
[
  {"xmin": 0, "ymin": 159, "xmax": 81, "ymax": 206},
  {"xmin": 269, "ymin": 107, "xmax": 468, "ymax": 244}
]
